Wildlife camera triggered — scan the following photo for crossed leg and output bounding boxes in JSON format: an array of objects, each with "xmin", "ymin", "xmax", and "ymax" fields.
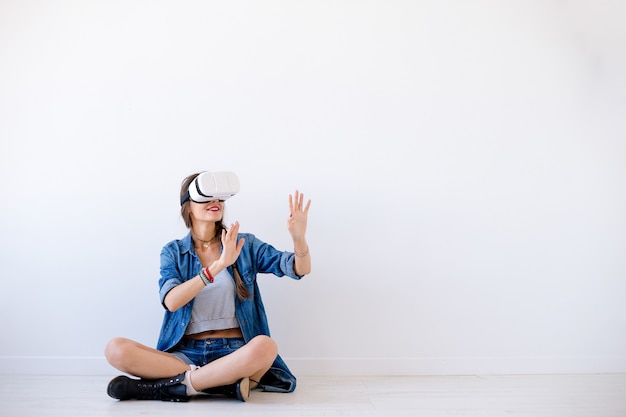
[{"xmin": 104, "ymin": 335, "xmax": 278, "ymax": 391}]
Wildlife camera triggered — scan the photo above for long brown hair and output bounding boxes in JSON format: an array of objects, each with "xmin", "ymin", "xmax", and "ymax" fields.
[{"xmin": 180, "ymin": 173, "xmax": 251, "ymax": 300}]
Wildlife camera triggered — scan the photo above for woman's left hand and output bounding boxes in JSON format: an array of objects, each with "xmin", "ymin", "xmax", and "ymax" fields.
[{"xmin": 287, "ymin": 190, "xmax": 311, "ymax": 240}]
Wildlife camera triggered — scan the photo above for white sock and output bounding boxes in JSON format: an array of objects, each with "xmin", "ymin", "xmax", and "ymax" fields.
[{"xmin": 183, "ymin": 368, "xmax": 200, "ymax": 396}]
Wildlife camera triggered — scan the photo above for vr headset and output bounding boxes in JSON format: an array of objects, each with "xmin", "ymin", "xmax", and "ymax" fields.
[{"xmin": 180, "ymin": 171, "xmax": 240, "ymax": 205}]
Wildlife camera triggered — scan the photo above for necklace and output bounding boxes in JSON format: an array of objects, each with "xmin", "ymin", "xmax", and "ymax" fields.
[{"xmin": 193, "ymin": 233, "xmax": 218, "ymax": 250}]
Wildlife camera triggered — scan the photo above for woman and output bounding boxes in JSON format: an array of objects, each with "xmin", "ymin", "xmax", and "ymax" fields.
[{"xmin": 104, "ymin": 171, "xmax": 311, "ymax": 402}]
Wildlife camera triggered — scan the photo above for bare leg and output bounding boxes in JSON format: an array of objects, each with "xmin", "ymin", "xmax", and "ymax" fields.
[
  {"xmin": 188, "ymin": 335, "xmax": 278, "ymax": 391},
  {"xmin": 105, "ymin": 335, "xmax": 278, "ymax": 390},
  {"xmin": 105, "ymin": 337, "xmax": 190, "ymax": 379}
]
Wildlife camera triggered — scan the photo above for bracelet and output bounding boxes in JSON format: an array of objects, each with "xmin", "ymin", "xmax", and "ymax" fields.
[
  {"xmin": 205, "ymin": 267, "xmax": 214, "ymax": 283},
  {"xmin": 199, "ymin": 267, "xmax": 214, "ymax": 285},
  {"xmin": 294, "ymin": 247, "xmax": 309, "ymax": 257},
  {"xmin": 199, "ymin": 270, "xmax": 210, "ymax": 286}
]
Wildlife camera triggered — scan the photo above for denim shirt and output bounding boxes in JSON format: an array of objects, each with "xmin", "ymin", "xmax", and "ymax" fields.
[{"xmin": 156, "ymin": 232, "xmax": 304, "ymax": 393}]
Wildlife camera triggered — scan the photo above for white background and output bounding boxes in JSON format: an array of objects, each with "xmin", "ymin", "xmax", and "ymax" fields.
[{"xmin": 1, "ymin": 0, "xmax": 625, "ymax": 376}]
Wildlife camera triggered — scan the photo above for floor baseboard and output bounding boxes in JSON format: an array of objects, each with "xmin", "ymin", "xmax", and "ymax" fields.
[{"xmin": 1, "ymin": 355, "xmax": 624, "ymax": 376}]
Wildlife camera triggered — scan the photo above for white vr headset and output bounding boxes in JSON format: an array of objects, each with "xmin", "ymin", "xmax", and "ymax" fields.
[{"xmin": 180, "ymin": 171, "xmax": 240, "ymax": 205}]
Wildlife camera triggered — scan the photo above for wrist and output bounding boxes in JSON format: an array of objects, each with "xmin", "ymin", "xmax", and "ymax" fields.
[
  {"xmin": 210, "ymin": 259, "xmax": 229, "ymax": 275},
  {"xmin": 199, "ymin": 266, "xmax": 214, "ymax": 285},
  {"xmin": 294, "ymin": 244, "xmax": 309, "ymax": 258},
  {"xmin": 292, "ymin": 236, "xmax": 307, "ymax": 248}
]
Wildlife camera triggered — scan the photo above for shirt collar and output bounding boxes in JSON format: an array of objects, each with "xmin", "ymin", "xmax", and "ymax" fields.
[{"xmin": 180, "ymin": 232, "xmax": 194, "ymax": 254}]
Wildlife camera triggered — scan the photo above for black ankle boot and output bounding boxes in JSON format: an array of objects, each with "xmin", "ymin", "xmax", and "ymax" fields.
[
  {"xmin": 202, "ymin": 377, "xmax": 250, "ymax": 402},
  {"xmin": 107, "ymin": 373, "xmax": 191, "ymax": 402}
]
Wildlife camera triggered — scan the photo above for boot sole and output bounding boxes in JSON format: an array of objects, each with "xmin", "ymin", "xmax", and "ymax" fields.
[{"xmin": 237, "ymin": 377, "xmax": 250, "ymax": 402}]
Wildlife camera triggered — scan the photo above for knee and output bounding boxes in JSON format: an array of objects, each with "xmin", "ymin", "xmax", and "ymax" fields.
[
  {"xmin": 104, "ymin": 337, "xmax": 133, "ymax": 368},
  {"xmin": 250, "ymin": 335, "xmax": 278, "ymax": 364}
]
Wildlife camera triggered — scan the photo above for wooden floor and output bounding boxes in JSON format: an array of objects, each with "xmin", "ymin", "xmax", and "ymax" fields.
[{"xmin": 1, "ymin": 374, "xmax": 625, "ymax": 416}]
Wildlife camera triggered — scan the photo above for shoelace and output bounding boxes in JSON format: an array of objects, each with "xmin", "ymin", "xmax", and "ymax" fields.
[{"xmin": 135, "ymin": 377, "xmax": 181, "ymax": 400}]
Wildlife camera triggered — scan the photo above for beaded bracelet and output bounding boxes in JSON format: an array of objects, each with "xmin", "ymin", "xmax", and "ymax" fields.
[
  {"xmin": 199, "ymin": 267, "xmax": 214, "ymax": 285},
  {"xmin": 199, "ymin": 270, "xmax": 210, "ymax": 286},
  {"xmin": 294, "ymin": 247, "xmax": 309, "ymax": 257}
]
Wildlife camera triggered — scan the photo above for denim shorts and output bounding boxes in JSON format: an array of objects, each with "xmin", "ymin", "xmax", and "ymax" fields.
[{"xmin": 169, "ymin": 337, "xmax": 246, "ymax": 367}]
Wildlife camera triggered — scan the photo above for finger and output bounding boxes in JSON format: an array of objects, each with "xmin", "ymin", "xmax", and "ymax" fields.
[
  {"xmin": 230, "ymin": 221, "xmax": 240, "ymax": 237},
  {"xmin": 300, "ymin": 193, "xmax": 306, "ymax": 210}
]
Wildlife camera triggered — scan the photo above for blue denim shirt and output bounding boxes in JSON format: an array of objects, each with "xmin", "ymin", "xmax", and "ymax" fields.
[{"xmin": 156, "ymin": 232, "xmax": 304, "ymax": 392}]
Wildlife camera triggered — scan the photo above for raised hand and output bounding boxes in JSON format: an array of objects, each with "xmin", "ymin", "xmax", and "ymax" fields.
[
  {"xmin": 287, "ymin": 190, "xmax": 311, "ymax": 240},
  {"xmin": 219, "ymin": 221, "xmax": 245, "ymax": 268}
]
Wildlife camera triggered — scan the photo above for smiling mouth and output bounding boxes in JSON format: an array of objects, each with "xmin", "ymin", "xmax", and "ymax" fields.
[{"xmin": 207, "ymin": 207, "xmax": 220, "ymax": 212}]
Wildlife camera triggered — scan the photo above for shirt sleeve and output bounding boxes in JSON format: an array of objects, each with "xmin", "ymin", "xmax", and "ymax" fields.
[
  {"xmin": 158, "ymin": 245, "xmax": 184, "ymax": 309},
  {"xmin": 249, "ymin": 233, "xmax": 305, "ymax": 280}
]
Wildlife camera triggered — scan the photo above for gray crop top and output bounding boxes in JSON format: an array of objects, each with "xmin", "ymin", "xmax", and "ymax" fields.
[{"xmin": 185, "ymin": 268, "xmax": 239, "ymax": 335}]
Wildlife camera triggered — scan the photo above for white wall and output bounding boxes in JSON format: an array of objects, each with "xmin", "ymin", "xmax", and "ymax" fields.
[{"xmin": 1, "ymin": 0, "xmax": 625, "ymax": 376}]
